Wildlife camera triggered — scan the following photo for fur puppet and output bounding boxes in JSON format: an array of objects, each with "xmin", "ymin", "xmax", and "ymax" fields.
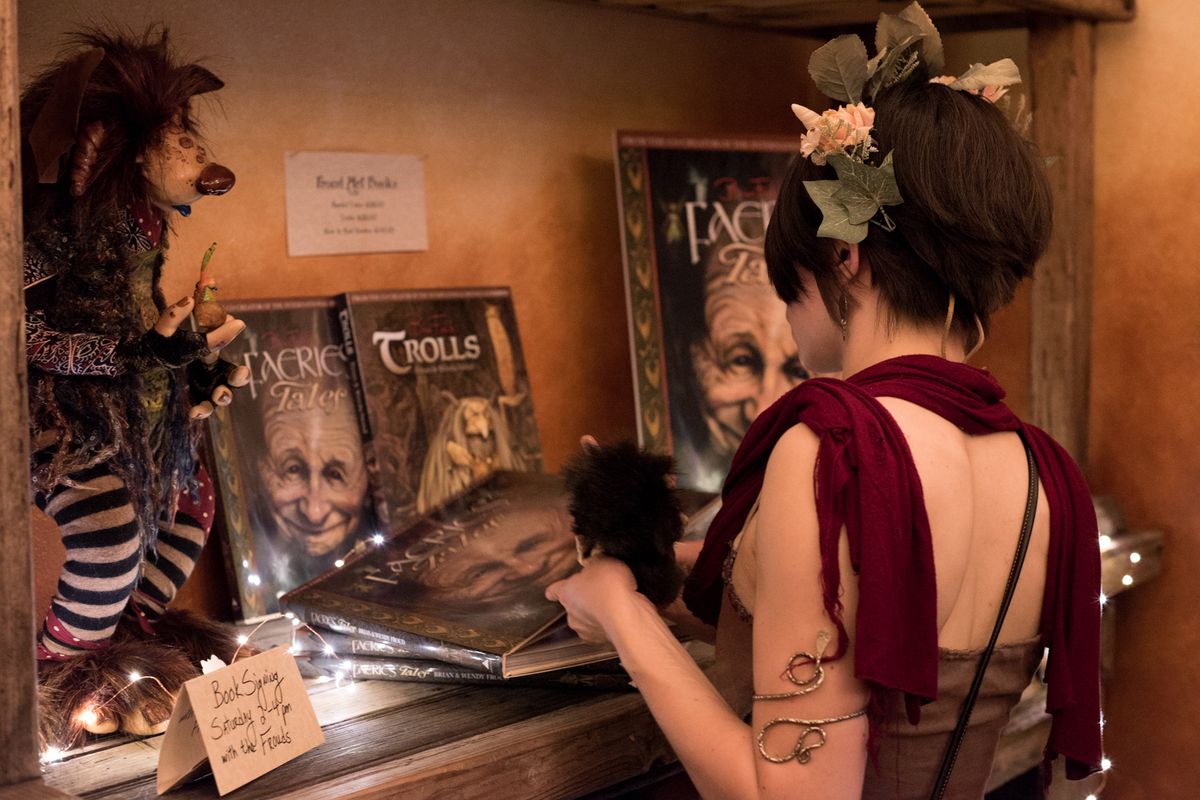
[
  {"xmin": 562, "ymin": 440, "xmax": 684, "ymax": 607},
  {"xmin": 22, "ymin": 27, "xmax": 250, "ymax": 748}
]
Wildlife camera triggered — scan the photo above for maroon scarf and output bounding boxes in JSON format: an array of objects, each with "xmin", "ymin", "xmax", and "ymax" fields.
[{"xmin": 682, "ymin": 355, "xmax": 1101, "ymax": 779}]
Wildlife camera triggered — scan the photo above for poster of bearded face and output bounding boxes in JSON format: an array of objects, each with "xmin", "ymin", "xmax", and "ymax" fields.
[
  {"xmin": 207, "ymin": 297, "xmax": 383, "ymax": 620},
  {"xmin": 616, "ymin": 133, "xmax": 806, "ymax": 492}
]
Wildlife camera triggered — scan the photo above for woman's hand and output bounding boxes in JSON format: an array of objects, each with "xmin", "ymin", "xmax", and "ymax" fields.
[{"xmin": 545, "ymin": 556, "xmax": 642, "ymax": 644}]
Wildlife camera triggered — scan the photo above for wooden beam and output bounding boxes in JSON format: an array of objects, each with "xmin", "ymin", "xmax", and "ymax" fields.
[
  {"xmin": 1005, "ymin": 0, "xmax": 1133, "ymax": 22},
  {"xmin": 0, "ymin": 0, "xmax": 41, "ymax": 788},
  {"xmin": 1028, "ymin": 16, "xmax": 1095, "ymax": 463},
  {"xmin": 580, "ymin": 1, "xmax": 1135, "ymax": 33}
]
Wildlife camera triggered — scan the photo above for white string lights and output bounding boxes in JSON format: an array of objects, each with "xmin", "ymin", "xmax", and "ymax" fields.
[
  {"xmin": 41, "ymin": 614, "xmax": 358, "ymax": 766},
  {"xmin": 1091, "ymin": 525, "xmax": 1122, "ymax": 798}
]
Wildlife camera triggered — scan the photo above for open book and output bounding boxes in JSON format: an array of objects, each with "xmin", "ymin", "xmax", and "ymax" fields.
[{"xmin": 281, "ymin": 471, "xmax": 617, "ymax": 678}]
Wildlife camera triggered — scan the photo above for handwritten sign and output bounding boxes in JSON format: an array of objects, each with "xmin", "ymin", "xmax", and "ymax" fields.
[
  {"xmin": 285, "ymin": 151, "xmax": 428, "ymax": 256},
  {"xmin": 156, "ymin": 647, "xmax": 323, "ymax": 796}
]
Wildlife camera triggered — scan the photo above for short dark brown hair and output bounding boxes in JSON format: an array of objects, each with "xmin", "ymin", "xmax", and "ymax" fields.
[{"xmin": 765, "ymin": 80, "xmax": 1052, "ymax": 335}]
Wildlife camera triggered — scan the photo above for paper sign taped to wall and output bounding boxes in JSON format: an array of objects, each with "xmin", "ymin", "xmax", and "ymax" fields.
[
  {"xmin": 156, "ymin": 646, "xmax": 323, "ymax": 795},
  {"xmin": 285, "ymin": 151, "xmax": 429, "ymax": 256}
]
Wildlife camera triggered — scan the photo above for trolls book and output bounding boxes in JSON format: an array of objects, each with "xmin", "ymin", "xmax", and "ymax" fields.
[
  {"xmin": 206, "ymin": 297, "xmax": 384, "ymax": 621},
  {"xmin": 615, "ymin": 132, "xmax": 803, "ymax": 493},
  {"xmin": 280, "ymin": 471, "xmax": 617, "ymax": 678},
  {"xmin": 336, "ymin": 287, "xmax": 543, "ymax": 532}
]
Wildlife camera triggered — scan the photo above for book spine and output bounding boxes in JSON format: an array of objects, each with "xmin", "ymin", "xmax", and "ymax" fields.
[
  {"xmin": 314, "ymin": 656, "xmax": 632, "ymax": 691},
  {"xmin": 200, "ymin": 427, "xmax": 246, "ymax": 620},
  {"xmin": 286, "ymin": 599, "xmax": 503, "ymax": 675},
  {"xmin": 336, "ymin": 295, "xmax": 390, "ymax": 528}
]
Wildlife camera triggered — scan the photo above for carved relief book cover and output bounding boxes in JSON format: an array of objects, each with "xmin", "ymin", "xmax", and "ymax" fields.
[
  {"xmin": 206, "ymin": 297, "xmax": 384, "ymax": 621},
  {"xmin": 336, "ymin": 287, "xmax": 543, "ymax": 532},
  {"xmin": 616, "ymin": 133, "xmax": 803, "ymax": 492},
  {"xmin": 280, "ymin": 471, "xmax": 617, "ymax": 678}
]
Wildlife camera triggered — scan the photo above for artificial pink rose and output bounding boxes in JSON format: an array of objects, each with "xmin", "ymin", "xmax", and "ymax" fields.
[
  {"xmin": 977, "ymin": 85, "xmax": 1009, "ymax": 103},
  {"xmin": 799, "ymin": 127, "xmax": 824, "ymax": 161},
  {"xmin": 792, "ymin": 101, "xmax": 875, "ymax": 162},
  {"xmin": 832, "ymin": 102, "xmax": 875, "ymax": 144}
]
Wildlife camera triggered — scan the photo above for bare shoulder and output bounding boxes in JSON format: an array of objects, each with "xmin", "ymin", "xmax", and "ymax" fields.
[
  {"xmin": 756, "ymin": 424, "xmax": 822, "ymax": 552},
  {"xmin": 757, "ymin": 424, "xmax": 821, "ymax": 514}
]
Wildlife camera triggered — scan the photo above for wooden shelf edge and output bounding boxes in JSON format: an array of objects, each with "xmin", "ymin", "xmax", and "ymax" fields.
[{"xmin": 0, "ymin": 778, "xmax": 77, "ymax": 800}]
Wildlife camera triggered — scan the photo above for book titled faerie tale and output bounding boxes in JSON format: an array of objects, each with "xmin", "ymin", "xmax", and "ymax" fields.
[
  {"xmin": 280, "ymin": 471, "xmax": 619, "ymax": 678},
  {"xmin": 615, "ymin": 133, "xmax": 804, "ymax": 493},
  {"xmin": 336, "ymin": 288, "xmax": 543, "ymax": 534},
  {"xmin": 206, "ymin": 297, "xmax": 383, "ymax": 620}
]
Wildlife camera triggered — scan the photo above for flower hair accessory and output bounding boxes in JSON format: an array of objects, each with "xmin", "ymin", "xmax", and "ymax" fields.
[{"xmin": 792, "ymin": 1, "xmax": 1022, "ymax": 243}]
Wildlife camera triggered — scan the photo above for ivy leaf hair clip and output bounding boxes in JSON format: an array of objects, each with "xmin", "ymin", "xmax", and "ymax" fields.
[{"xmin": 792, "ymin": 1, "xmax": 1021, "ymax": 243}]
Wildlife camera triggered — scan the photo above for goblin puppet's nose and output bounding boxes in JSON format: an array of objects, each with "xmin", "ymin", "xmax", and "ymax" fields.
[{"xmin": 196, "ymin": 163, "xmax": 235, "ymax": 195}]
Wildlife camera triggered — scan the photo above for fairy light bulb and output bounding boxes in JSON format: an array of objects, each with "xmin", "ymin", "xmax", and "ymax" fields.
[
  {"xmin": 236, "ymin": 634, "xmax": 249, "ymax": 646},
  {"xmin": 1130, "ymin": 551, "xmax": 1142, "ymax": 564},
  {"xmin": 78, "ymin": 707, "xmax": 99, "ymax": 727},
  {"xmin": 1121, "ymin": 574, "xmax": 1133, "ymax": 587},
  {"xmin": 1099, "ymin": 591, "xmax": 1108, "ymax": 607},
  {"xmin": 372, "ymin": 534, "xmax": 384, "ymax": 545},
  {"xmin": 291, "ymin": 618, "xmax": 301, "ymax": 628},
  {"xmin": 334, "ymin": 559, "xmax": 345, "ymax": 568},
  {"xmin": 128, "ymin": 670, "xmax": 142, "ymax": 682},
  {"xmin": 1101, "ymin": 757, "xmax": 1112, "ymax": 771},
  {"xmin": 41, "ymin": 746, "xmax": 64, "ymax": 764},
  {"xmin": 1086, "ymin": 795, "xmax": 1097, "ymax": 800},
  {"xmin": 324, "ymin": 644, "xmax": 336, "ymax": 656},
  {"xmin": 1098, "ymin": 534, "xmax": 1112, "ymax": 550}
]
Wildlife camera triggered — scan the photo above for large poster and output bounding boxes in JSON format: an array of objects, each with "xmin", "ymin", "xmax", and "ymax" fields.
[{"xmin": 617, "ymin": 133, "xmax": 805, "ymax": 492}]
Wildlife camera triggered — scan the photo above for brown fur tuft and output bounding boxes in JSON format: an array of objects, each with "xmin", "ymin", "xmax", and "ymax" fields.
[
  {"xmin": 38, "ymin": 638, "xmax": 196, "ymax": 750},
  {"xmin": 141, "ymin": 608, "xmax": 241, "ymax": 666}
]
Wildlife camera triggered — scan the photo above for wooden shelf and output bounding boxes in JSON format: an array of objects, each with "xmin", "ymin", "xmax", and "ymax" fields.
[
  {"xmin": 577, "ymin": 0, "xmax": 1136, "ymax": 36},
  {"xmin": 39, "ymin": 526, "xmax": 1158, "ymax": 799}
]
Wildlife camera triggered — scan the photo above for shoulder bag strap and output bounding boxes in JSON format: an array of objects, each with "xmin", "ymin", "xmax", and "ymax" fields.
[{"xmin": 930, "ymin": 431, "xmax": 1040, "ymax": 800}]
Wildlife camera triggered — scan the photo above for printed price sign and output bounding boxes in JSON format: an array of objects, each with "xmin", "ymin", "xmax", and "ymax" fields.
[
  {"xmin": 285, "ymin": 151, "xmax": 428, "ymax": 256},
  {"xmin": 156, "ymin": 647, "xmax": 324, "ymax": 795}
]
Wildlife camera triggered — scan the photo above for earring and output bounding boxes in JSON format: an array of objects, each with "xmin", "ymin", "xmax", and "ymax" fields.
[
  {"xmin": 965, "ymin": 314, "xmax": 986, "ymax": 360},
  {"xmin": 939, "ymin": 294, "xmax": 956, "ymax": 359},
  {"xmin": 838, "ymin": 294, "xmax": 848, "ymax": 341}
]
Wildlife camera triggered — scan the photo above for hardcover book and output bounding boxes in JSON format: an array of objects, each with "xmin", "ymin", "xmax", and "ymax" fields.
[
  {"xmin": 280, "ymin": 471, "xmax": 618, "ymax": 678},
  {"xmin": 616, "ymin": 132, "xmax": 805, "ymax": 492},
  {"xmin": 307, "ymin": 654, "xmax": 633, "ymax": 691},
  {"xmin": 206, "ymin": 297, "xmax": 383, "ymax": 621},
  {"xmin": 336, "ymin": 288, "xmax": 542, "ymax": 532}
]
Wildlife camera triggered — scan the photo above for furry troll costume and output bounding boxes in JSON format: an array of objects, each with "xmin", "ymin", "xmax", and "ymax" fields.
[{"xmin": 22, "ymin": 28, "xmax": 243, "ymax": 745}]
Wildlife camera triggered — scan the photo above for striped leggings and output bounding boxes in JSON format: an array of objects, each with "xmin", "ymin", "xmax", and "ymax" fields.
[{"xmin": 35, "ymin": 462, "xmax": 216, "ymax": 660}]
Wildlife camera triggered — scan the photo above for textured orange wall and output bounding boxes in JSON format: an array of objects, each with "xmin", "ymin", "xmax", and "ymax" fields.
[
  {"xmin": 20, "ymin": 1, "xmax": 815, "ymax": 618},
  {"xmin": 1090, "ymin": 2, "xmax": 1200, "ymax": 796}
]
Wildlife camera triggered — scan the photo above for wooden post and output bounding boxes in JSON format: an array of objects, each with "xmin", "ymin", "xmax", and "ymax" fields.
[
  {"xmin": 1028, "ymin": 16, "xmax": 1095, "ymax": 463},
  {"xmin": 0, "ymin": 0, "xmax": 40, "ymax": 787}
]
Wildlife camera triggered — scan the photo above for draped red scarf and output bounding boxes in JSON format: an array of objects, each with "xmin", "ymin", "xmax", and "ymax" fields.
[{"xmin": 682, "ymin": 355, "xmax": 1101, "ymax": 780}]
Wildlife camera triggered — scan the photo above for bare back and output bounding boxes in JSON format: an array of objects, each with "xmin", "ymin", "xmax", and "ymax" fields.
[{"xmin": 876, "ymin": 397, "xmax": 1049, "ymax": 649}]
